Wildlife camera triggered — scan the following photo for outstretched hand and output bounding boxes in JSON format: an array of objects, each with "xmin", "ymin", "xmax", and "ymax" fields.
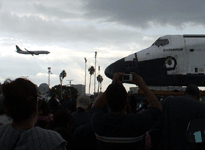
[
  {"xmin": 112, "ymin": 72, "xmax": 124, "ymax": 83},
  {"xmin": 112, "ymin": 72, "xmax": 146, "ymax": 87},
  {"xmin": 130, "ymin": 72, "xmax": 146, "ymax": 87}
]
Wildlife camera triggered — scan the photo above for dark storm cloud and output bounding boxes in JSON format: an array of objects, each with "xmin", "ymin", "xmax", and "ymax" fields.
[{"xmin": 84, "ymin": 0, "xmax": 205, "ymax": 28}]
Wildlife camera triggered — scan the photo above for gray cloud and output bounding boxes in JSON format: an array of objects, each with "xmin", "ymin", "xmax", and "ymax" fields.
[
  {"xmin": 0, "ymin": 10, "xmax": 144, "ymax": 48},
  {"xmin": 84, "ymin": 0, "xmax": 205, "ymax": 29}
]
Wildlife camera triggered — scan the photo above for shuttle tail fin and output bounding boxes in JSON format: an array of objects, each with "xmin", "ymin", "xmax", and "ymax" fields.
[{"xmin": 16, "ymin": 45, "xmax": 22, "ymax": 52}]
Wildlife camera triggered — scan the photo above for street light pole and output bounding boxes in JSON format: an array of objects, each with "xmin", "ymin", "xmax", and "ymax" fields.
[
  {"xmin": 84, "ymin": 57, "xmax": 87, "ymax": 94},
  {"xmin": 48, "ymin": 67, "xmax": 52, "ymax": 87},
  {"xmin": 94, "ymin": 51, "xmax": 97, "ymax": 95}
]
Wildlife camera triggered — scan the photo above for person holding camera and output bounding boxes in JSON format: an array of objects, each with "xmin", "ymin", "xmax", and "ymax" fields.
[{"xmin": 90, "ymin": 72, "xmax": 162, "ymax": 150}]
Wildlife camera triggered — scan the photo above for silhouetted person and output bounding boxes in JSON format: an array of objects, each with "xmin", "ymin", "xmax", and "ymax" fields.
[
  {"xmin": 150, "ymin": 84, "xmax": 205, "ymax": 150},
  {"xmin": 0, "ymin": 78, "xmax": 66, "ymax": 150},
  {"xmin": 0, "ymin": 94, "xmax": 11, "ymax": 125},
  {"xmin": 48, "ymin": 110, "xmax": 74, "ymax": 150},
  {"xmin": 73, "ymin": 122, "xmax": 98, "ymax": 150},
  {"xmin": 127, "ymin": 92, "xmax": 137, "ymax": 114},
  {"xmin": 62, "ymin": 92, "xmax": 77, "ymax": 113},
  {"xmin": 35, "ymin": 100, "xmax": 53, "ymax": 129},
  {"xmin": 48, "ymin": 94, "xmax": 61, "ymax": 113},
  {"xmin": 72, "ymin": 95, "xmax": 91, "ymax": 132},
  {"xmin": 62, "ymin": 94, "xmax": 72, "ymax": 110},
  {"xmin": 90, "ymin": 72, "xmax": 162, "ymax": 150}
]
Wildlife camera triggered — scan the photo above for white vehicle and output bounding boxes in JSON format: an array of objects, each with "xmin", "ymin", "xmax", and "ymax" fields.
[
  {"xmin": 16, "ymin": 45, "xmax": 50, "ymax": 56},
  {"xmin": 105, "ymin": 35, "xmax": 205, "ymax": 86}
]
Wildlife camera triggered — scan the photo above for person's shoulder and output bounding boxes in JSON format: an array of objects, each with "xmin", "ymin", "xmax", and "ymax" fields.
[
  {"xmin": 90, "ymin": 106, "xmax": 109, "ymax": 122},
  {"xmin": 29, "ymin": 126, "xmax": 65, "ymax": 142},
  {"xmin": 0, "ymin": 123, "xmax": 12, "ymax": 131},
  {"xmin": 19, "ymin": 127, "xmax": 66, "ymax": 150}
]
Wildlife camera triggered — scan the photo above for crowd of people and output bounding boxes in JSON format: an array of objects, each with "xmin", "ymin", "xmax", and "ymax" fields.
[{"xmin": 0, "ymin": 72, "xmax": 205, "ymax": 150}]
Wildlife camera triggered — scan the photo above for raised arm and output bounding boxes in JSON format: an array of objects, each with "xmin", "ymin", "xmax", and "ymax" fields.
[{"xmin": 130, "ymin": 72, "xmax": 162, "ymax": 111}]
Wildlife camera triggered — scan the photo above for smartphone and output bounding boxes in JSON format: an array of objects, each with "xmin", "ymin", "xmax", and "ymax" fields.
[{"xmin": 121, "ymin": 74, "xmax": 133, "ymax": 81}]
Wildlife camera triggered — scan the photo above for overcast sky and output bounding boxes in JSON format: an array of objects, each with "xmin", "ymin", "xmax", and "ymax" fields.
[{"xmin": 1, "ymin": 0, "xmax": 205, "ymax": 94}]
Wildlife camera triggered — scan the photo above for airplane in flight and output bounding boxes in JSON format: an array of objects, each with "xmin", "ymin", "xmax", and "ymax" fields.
[
  {"xmin": 105, "ymin": 35, "xmax": 205, "ymax": 86},
  {"xmin": 16, "ymin": 45, "xmax": 50, "ymax": 56}
]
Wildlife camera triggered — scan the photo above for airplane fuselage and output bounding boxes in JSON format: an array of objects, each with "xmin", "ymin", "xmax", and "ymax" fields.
[
  {"xmin": 17, "ymin": 50, "xmax": 50, "ymax": 55},
  {"xmin": 16, "ymin": 45, "xmax": 50, "ymax": 55},
  {"xmin": 105, "ymin": 35, "xmax": 205, "ymax": 86}
]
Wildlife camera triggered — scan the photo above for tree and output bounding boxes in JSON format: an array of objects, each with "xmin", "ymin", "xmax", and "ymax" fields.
[
  {"xmin": 97, "ymin": 75, "xmax": 103, "ymax": 93},
  {"xmin": 59, "ymin": 70, "xmax": 67, "ymax": 99},
  {"xmin": 88, "ymin": 66, "xmax": 95, "ymax": 93},
  {"xmin": 50, "ymin": 85, "xmax": 78, "ymax": 100}
]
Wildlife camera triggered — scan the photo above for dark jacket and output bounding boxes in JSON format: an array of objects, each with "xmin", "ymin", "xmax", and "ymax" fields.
[
  {"xmin": 73, "ymin": 122, "xmax": 98, "ymax": 150},
  {"xmin": 48, "ymin": 98, "xmax": 61, "ymax": 113},
  {"xmin": 62, "ymin": 99, "xmax": 76, "ymax": 113},
  {"xmin": 72, "ymin": 108, "xmax": 90, "ymax": 132},
  {"xmin": 150, "ymin": 95, "xmax": 205, "ymax": 150}
]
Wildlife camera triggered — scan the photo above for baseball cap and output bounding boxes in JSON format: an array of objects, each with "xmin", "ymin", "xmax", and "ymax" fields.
[{"xmin": 76, "ymin": 95, "xmax": 91, "ymax": 109}]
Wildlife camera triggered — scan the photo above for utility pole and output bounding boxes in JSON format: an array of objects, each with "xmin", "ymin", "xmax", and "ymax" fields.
[
  {"xmin": 67, "ymin": 79, "xmax": 73, "ymax": 87},
  {"xmin": 84, "ymin": 57, "xmax": 87, "ymax": 94},
  {"xmin": 94, "ymin": 51, "xmax": 97, "ymax": 95},
  {"xmin": 48, "ymin": 67, "xmax": 52, "ymax": 87}
]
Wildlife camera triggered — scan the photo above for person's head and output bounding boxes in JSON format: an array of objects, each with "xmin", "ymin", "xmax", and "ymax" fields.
[
  {"xmin": 76, "ymin": 95, "xmax": 91, "ymax": 110},
  {"xmin": 106, "ymin": 82, "xmax": 128, "ymax": 113},
  {"xmin": 185, "ymin": 84, "xmax": 200, "ymax": 101},
  {"xmin": 2, "ymin": 78, "xmax": 38, "ymax": 123}
]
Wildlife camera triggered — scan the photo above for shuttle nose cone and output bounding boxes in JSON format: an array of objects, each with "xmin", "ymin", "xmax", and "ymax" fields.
[
  {"xmin": 105, "ymin": 57, "xmax": 139, "ymax": 79},
  {"xmin": 105, "ymin": 58, "xmax": 125, "ymax": 79}
]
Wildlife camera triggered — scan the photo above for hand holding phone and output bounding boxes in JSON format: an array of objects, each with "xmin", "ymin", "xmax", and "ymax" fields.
[
  {"xmin": 130, "ymin": 72, "xmax": 145, "ymax": 87},
  {"xmin": 120, "ymin": 74, "xmax": 133, "ymax": 82}
]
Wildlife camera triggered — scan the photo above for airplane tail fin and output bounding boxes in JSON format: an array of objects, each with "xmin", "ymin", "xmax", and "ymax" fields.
[{"xmin": 16, "ymin": 45, "xmax": 22, "ymax": 52}]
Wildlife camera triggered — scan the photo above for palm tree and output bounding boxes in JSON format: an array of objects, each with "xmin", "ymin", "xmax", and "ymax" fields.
[
  {"xmin": 59, "ymin": 70, "xmax": 66, "ymax": 99},
  {"xmin": 88, "ymin": 66, "xmax": 95, "ymax": 93},
  {"xmin": 97, "ymin": 75, "xmax": 103, "ymax": 93}
]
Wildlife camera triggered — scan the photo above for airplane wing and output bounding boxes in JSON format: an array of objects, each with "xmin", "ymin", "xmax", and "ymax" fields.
[{"xmin": 25, "ymin": 48, "xmax": 35, "ymax": 56}]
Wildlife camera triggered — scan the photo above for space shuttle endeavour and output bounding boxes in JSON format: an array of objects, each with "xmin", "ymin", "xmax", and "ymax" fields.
[{"xmin": 105, "ymin": 35, "xmax": 205, "ymax": 86}]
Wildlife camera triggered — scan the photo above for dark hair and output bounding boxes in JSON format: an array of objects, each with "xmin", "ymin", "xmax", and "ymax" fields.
[
  {"xmin": 185, "ymin": 84, "xmax": 199, "ymax": 96},
  {"xmin": 2, "ymin": 78, "xmax": 38, "ymax": 122},
  {"xmin": 106, "ymin": 82, "xmax": 127, "ymax": 112}
]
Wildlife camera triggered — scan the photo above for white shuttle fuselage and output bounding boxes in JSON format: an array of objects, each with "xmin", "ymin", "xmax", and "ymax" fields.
[{"xmin": 105, "ymin": 35, "xmax": 205, "ymax": 86}]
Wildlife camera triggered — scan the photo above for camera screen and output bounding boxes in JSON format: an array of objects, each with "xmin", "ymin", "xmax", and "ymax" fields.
[{"xmin": 123, "ymin": 75, "xmax": 130, "ymax": 80}]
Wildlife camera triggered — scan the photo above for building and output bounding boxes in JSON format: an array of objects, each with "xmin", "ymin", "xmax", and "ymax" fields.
[{"xmin": 71, "ymin": 84, "xmax": 85, "ymax": 96}]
